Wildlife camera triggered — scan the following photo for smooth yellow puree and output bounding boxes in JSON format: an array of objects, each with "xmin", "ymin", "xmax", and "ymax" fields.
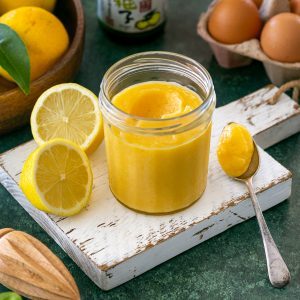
[
  {"xmin": 104, "ymin": 81, "xmax": 212, "ymax": 213},
  {"xmin": 217, "ymin": 123, "xmax": 254, "ymax": 177}
]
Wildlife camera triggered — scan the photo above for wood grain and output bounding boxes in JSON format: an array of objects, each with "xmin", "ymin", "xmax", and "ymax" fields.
[
  {"xmin": 0, "ymin": 86, "xmax": 299, "ymax": 290},
  {"xmin": 0, "ymin": 0, "xmax": 85, "ymax": 135},
  {"xmin": 0, "ymin": 228, "xmax": 80, "ymax": 300}
]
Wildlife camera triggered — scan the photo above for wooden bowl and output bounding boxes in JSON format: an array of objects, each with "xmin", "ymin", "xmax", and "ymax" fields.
[{"xmin": 0, "ymin": 0, "xmax": 85, "ymax": 135}]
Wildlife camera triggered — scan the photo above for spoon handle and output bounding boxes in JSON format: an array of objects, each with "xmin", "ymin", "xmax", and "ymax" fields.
[{"xmin": 245, "ymin": 178, "xmax": 291, "ymax": 288}]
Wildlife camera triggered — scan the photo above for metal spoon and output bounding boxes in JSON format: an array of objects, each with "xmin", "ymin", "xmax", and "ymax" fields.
[{"xmin": 234, "ymin": 140, "xmax": 291, "ymax": 288}]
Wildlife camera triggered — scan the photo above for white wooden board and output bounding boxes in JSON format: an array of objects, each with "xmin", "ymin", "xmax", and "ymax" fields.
[{"xmin": 0, "ymin": 85, "xmax": 299, "ymax": 290}]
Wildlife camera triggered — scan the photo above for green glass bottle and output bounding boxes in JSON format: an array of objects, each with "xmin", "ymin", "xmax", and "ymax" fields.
[{"xmin": 97, "ymin": 0, "xmax": 167, "ymax": 39}]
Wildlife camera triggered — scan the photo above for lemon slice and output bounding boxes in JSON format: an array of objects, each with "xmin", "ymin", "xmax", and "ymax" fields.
[
  {"xmin": 20, "ymin": 139, "xmax": 93, "ymax": 216},
  {"xmin": 31, "ymin": 83, "xmax": 103, "ymax": 154}
]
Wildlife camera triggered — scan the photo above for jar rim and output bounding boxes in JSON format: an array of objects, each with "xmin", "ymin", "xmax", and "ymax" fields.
[{"xmin": 99, "ymin": 51, "xmax": 216, "ymax": 134}]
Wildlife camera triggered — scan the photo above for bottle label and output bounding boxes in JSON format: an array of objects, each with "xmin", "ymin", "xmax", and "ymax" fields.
[{"xmin": 97, "ymin": 0, "xmax": 167, "ymax": 33}]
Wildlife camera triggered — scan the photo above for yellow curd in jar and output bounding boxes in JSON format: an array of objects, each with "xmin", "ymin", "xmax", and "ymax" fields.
[{"xmin": 104, "ymin": 81, "xmax": 212, "ymax": 213}]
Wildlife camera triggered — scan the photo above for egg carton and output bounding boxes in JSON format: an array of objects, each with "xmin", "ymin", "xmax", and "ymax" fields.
[{"xmin": 197, "ymin": 0, "xmax": 300, "ymax": 86}]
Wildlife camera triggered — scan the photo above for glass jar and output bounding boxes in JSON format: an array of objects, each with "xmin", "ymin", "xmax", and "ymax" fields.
[{"xmin": 99, "ymin": 51, "xmax": 216, "ymax": 214}]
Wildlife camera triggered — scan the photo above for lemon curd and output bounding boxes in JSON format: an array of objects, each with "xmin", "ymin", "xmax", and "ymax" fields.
[
  {"xmin": 217, "ymin": 123, "xmax": 254, "ymax": 177},
  {"xmin": 100, "ymin": 52, "xmax": 216, "ymax": 214},
  {"xmin": 104, "ymin": 81, "xmax": 212, "ymax": 213}
]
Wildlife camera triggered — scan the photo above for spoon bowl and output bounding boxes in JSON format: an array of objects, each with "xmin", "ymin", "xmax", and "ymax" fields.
[{"xmin": 236, "ymin": 141, "xmax": 260, "ymax": 181}]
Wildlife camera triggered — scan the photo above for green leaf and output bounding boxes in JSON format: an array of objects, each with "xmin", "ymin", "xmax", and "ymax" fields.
[
  {"xmin": 0, "ymin": 292, "xmax": 22, "ymax": 300},
  {"xmin": 0, "ymin": 23, "xmax": 30, "ymax": 95}
]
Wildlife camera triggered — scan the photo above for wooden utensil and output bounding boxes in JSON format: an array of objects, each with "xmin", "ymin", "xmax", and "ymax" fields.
[
  {"xmin": 0, "ymin": 228, "xmax": 80, "ymax": 300},
  {"xmin": 0, "ymin": 0, "xmax": 85, "ymax": 135}
]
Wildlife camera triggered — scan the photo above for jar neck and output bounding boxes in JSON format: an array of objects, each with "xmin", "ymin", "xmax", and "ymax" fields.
[{"xmin": 99, "ymin": 51, "xmax": 216, "ymax": 135}]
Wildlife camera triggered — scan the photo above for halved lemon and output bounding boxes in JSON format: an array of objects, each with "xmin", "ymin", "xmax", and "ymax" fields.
[
  {"xmin": 20, "ymin": 139, "xmax": 93, "ymax": 216},
  {"xmin": 31, "ymin": 83, "xmax": 103, "ymax": 154}
]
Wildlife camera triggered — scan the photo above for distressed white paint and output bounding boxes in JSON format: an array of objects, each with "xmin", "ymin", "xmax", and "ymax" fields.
[{"xmin": 0, "ymin": 85, "xmax": 299, "ymax": 290}]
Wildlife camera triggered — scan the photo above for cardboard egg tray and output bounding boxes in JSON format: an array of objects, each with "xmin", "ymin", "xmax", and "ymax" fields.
[{"xmin": 197, "ymin": 1, "xmax": 300, "ymax": 86}]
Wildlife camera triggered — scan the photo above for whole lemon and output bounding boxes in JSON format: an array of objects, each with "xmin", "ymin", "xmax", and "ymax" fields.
[
  {"xmin": 0, "ymin": 7, "xmax": 69, "ymax": 81},
  {"xmin": 0, "ymin": 0, "xmax": 57, "ymax": 15}
]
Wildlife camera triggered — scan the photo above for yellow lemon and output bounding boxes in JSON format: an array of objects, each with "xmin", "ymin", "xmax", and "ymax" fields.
[
  {"xmin": 217, "ymin": 123, "xmax": 254, "ymax": 177},
  {"xmin": 0, "ymin": 6, "xmax": 69, "ymax": 81},
  {"xmin": 0, "ymin": 0, "xmax": 57, "ymax": 15},
  {"xmin": 20, "ymin": 139, "xmax": 93, "ymax": 217},
  {"xmin": 31, "ymin": 83, "xmax": 104, "ymax": 154}
]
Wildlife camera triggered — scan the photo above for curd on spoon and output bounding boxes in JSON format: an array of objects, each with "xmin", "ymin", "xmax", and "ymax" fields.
[{"xmin": 217, "ymin": 122, "xmax": 254, "ymax": 177}]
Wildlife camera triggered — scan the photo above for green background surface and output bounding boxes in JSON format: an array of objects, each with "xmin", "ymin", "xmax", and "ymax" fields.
[{"xmin": 0, "ymin": 0, "xmax": 299, "ymax": 299}]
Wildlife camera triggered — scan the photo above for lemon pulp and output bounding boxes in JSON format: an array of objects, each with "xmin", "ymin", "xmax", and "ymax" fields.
[
  {"xmin": 20, "ymin": 139, "xmax": 93, "ymax": 216},
  {"xmin": 31, "ymin": 83, "xmax": 103, "ymax": 154}
]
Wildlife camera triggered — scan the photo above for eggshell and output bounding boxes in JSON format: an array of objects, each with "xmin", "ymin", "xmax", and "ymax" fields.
[
  {"xmin": 208, "ymin": 0, "xmax": 262, "ymax": 44},
  {"xmin": 261, "ymin": 12, "xmax": 300, "ymax": 62},
  {"xmin": 290, "ymin": 0, "xmax": 300, "ymax": 15}
]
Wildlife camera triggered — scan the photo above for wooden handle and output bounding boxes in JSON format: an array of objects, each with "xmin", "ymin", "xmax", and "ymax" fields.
[{"xmin": 0, "ymin": 228, "xmax": 80, "ymax": 300}]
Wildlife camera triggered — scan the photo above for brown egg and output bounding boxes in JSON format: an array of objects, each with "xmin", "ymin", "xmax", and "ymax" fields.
[
  {"xmin": 290, "ymin": 0, "xmax": 300, "ymax": 15},
  {"xmin": 261, "ymin": 13, "xmax": 300, "ymax": 63},
  {"xmin": 208, "ymin": 0, "xmax": 262, "ymax": 44},
  {"xmin": 252, "ymin": 0, "xmax": 263, "ymax": 8}
]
